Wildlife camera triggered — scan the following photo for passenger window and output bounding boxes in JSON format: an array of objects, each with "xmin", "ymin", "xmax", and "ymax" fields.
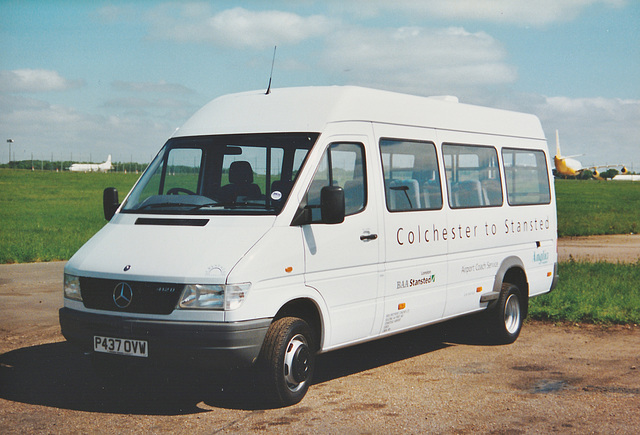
[
  {"xmin": 502, "ymin": 148, "xmax": 551, "ymax": 205},
  {"xmin": 306, "ymin": 143, "xmax": 366, "ymax": 221},
  {"xmin": 443, "ymin": 144, "xmax": 502, "ymax": 208},
  {"xmin": 380, "ymin": 139, "xmax": 442, "ymax": 211}
]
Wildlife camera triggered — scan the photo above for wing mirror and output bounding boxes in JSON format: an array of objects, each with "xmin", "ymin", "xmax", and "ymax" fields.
[
  {"xmin": 291, "ymin": 185, "xmax": 345, "ymax": 226},
  {"xmin": 103, "ymin": 187, "xmax": 120, "ymax": 221},
  {"xmin": 320, "ymin": 185, "xmax": 345, "ymax": 224}
]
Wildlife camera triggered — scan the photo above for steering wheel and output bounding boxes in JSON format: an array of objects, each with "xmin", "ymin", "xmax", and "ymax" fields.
[{"xmin": 167, "ymin": 187, "xmax": 196, "ymax": 195}]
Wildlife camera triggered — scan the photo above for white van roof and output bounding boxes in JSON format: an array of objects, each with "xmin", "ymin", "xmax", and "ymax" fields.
[{"xmin": 175, "ymin": 86, "xmax": 545, "ymax": 140}]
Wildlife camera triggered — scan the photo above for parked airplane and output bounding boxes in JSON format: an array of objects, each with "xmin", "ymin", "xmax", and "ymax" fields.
[
  {"xmin": 68, "ymin": 155, "xmax": 113, "ymax": 172},
  {"xmin": 553, "ymin": 130, "xmax": 627, "ymax": 179}
]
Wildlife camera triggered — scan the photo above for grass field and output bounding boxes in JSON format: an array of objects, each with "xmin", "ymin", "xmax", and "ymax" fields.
[
  {"xmin": 0, "ymin": 169, "xmax": 139, "ymax": 263},
  {"xmin": 555, "ymin": 179, "xmax": 640, "ymax": 236},
  {"xmin": 529, "ymin": 261, "xmax": 640, "ymax": 324},
  {"xmin": 1, "ymin": 169, "xmax": 639, "ymax": 324}
]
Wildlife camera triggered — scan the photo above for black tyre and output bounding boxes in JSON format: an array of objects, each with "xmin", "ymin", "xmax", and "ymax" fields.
[
  {"xmin": 489, "ymin": 283, "xmax": 525, "ymax": 344},
  {"xmin": 258, "ymin": 317, "xmax": 316, "ymax": 407}
]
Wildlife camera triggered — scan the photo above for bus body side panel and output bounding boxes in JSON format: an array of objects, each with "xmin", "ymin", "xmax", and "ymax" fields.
[
  {"xmin": 435, "ymin": 129, "xmax": 557, "ymax": 318},
  {"xmin": 372, "ymin": 123, "xmax": 448, "ymax": 335}
]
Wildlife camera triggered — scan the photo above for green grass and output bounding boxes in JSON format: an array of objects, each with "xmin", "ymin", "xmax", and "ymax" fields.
[
  {"xmin": 0, "ymin": 169, "xmax": 139, "ymax": 263},
  {"xmin": 555, "ymin": 179, "xmax": 640, "ymax": 237},
  {"xmin": 529, "ymin": 261, "xmax": 640, "ymax": 324}
]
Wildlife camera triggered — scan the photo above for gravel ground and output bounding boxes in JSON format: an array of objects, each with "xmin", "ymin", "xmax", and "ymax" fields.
[{"xmin": 1, "ymin": 236, "xmax": 639, "ymax": 433}]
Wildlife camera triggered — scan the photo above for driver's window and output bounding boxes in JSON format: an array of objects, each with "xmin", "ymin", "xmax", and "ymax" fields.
[
  {"xmin": 162, "ymin": 148, "xmax": 202, "ymax": 195},
  {"xmin": 306, "ymin": 142, "xmax": 366, "ymax": 222}
]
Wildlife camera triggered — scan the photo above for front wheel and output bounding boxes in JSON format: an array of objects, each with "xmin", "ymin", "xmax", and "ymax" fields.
[
  {"xmin": 489, "ymin": 283, "xmax": 525, "ymax": 344},
  {"xmin": 258, "ymin": 317, "xmax": 316, "ymax": 407}
]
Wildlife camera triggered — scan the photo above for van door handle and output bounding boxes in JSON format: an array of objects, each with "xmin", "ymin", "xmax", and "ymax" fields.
[{"xmin": 360, "ymin": 233, "xmax": 378, "ymax": 241}]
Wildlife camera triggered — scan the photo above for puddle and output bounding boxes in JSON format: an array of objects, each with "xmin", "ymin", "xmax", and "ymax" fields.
[{"xmin": 530, "ymin": 380, "xmax": 568, "ymax": 394}]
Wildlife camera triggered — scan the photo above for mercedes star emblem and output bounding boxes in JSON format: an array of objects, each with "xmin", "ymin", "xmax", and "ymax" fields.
[{"xmin": 113, "ymin": 282, "xmax": 133, "ymax": 309}]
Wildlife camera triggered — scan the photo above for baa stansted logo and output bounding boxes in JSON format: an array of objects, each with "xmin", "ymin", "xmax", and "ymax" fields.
[{"xmin": 113, "ymin": 282, "xmax": 133, "ymax": 309}]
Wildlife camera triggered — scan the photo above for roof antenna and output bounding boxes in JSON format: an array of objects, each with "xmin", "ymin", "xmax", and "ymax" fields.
[{"xmin": 266, "ymin": 45, "xmax": 277, "ymax": 95}]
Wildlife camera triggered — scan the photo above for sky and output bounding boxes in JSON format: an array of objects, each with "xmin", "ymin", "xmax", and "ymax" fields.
[{"xmin": 1, "ymin": 0, "xmax": 639, "ymax": 170}]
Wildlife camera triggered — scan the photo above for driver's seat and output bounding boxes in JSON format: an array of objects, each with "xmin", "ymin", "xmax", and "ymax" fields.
[{"xmin": 218, "ymin": 161, "xmax": 261, "ymax": 202}]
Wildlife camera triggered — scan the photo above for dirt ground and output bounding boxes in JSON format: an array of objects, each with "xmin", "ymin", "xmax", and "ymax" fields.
[
  {"xmin": 0, "ymin": 236, "xmax": 639, "ymax": 433},
  {"xmin": 557, "ymin": 234, "xmax": 640, "ymax": 263}
]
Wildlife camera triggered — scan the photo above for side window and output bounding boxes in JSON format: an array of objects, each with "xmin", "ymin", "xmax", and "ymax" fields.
[
  {"xmin": 380, "ymin": 139, "xmax": 442, "ymax": 211},
  {"xmin": 443, "ymin": 144, "xmax": 502, "ymax": 208},
  {"xmin": 502, "ymin": 148, "xmax": 551, "ymax": 205},
  {"xmin": 306, "ymin": 142, "xmax": 366, "ymax": 221}
]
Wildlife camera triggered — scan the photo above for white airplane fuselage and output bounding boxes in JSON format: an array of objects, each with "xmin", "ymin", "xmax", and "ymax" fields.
[{"xmin": 69, "ymin": 155, "xmax": 113, "ymax": 172}]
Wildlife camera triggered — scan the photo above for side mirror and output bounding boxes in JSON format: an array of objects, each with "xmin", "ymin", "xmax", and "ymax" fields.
[
  {"xmin": 320, "ymin": 185, "xmax": 345, "ymax": 224},
  {"xmin": 103, "ymin": 187, "xmax": 119, "ymax": 221}
]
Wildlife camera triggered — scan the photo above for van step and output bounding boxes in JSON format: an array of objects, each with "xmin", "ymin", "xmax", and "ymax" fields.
[{"xmin": 480, "ymin": 292, "xmax": 500, "ymax": 303}]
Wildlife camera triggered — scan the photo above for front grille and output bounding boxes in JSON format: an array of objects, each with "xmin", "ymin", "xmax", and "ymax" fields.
[{"xmin": 80, "ymin": 277, "xmax": 184, "ymax": 315}]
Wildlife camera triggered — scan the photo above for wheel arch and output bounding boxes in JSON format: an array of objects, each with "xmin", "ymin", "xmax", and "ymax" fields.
[
  {"xmin": 492, "ymin": 256, "xmax": 529, "ymax": 318},
  {"xmin": 273, "ymin": 298, "xmax": 324, "ymax": 352}
]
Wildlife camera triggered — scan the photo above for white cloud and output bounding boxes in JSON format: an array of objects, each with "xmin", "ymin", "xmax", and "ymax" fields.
[
  {"xmin": 322, "ymin": 26, "xmax": 517, "ymax": 95},
  {"xmin": 0, "ymin": 95, "xmax": 173, "ymax": 163},
  {"xmin": 0, "ymin": 69, "xmax": 84, "ymax": 93},
  {"xmin": 528, "ymin": 95, "xmax": 640, "ymax": 167},
  {"xmin": 112, "ymin": 80, "xmax": 195, "ymax": 94},
  {"xmin": 338, "ymin": 0, "xmax": 627, "ymax": 26},
  {"xmin": 104, "ymin": 97, "xmax": 192, "ymax": 109},
  {"xmin": 148, "ymin": 6, "xmax": 333, "ymax": 49}
]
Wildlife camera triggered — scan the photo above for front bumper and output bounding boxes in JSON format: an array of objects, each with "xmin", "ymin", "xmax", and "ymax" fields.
[{"xmin": 59, "ymin": 307, "xmax": 271, "ymax": 368}]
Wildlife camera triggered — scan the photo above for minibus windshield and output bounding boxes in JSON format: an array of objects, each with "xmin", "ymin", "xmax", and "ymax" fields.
[{"xmin": 121, "ymin": 133, "xmax": 318, "ymax": 215}]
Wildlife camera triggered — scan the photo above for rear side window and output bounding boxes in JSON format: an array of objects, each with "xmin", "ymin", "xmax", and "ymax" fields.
[
  {"xmin": 380, "ymin": 139, "xmax": 443, "ymax": 211},
  {"xmin": 443, "ymin": 144, "xmax": 502, "ymax": 208},
  {"xmin": 502, "ymin": 148, "xmax": 551, "ymax": 205}
]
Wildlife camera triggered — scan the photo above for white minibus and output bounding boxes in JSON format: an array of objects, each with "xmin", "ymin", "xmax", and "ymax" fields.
[{"xmin": 60, "ymin": 86, "xmax": 558, "ymax": 406}]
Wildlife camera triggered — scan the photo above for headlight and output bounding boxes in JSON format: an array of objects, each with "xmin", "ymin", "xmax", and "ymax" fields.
[
  {"xmin": 64, "ymin": 274, "xmax": 83, "ymax": 301},
  {"xmin": 178, "ymin": 283, "xmax": 249, "ymax": 310}
]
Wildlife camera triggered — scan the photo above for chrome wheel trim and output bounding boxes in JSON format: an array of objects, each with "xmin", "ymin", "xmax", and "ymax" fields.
[
  {"xmin": 283, "ymin": 333, "xmax": 310, "ymax": 392},
  {"xmin": 504, "ymin": 293, "xmax": 521, "ymax": 335}
]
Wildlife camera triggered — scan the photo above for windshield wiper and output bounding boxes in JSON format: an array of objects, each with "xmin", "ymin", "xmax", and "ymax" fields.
[
  {"xmin": 190, "ymin": 201, "xmax": 274, "ymax": 211},
  {"xmin": 189, "ymin": 202, "xmax": 227, "ymax": 211},
  {"xmin": 136, "ymin": 202, "xmax": 201, "ymax": 210}
]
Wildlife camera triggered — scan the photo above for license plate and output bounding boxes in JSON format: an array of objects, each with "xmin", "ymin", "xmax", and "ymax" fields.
[{"xmin": 94, "ymin": 335, "xmax": 148, "ymax": 357}]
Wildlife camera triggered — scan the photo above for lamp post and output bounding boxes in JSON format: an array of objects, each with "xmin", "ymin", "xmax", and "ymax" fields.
[{"xmin": 6, "ymin": 139, "xmax": 14, "ymax": 164}]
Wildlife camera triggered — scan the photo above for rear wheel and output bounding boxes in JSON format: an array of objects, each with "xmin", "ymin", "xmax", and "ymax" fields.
[
  {"xmin": 489, "ymin": 283, "xmax": 524, "ymax": 344},
  {"xmin": 258, "ymin": 317, "xmax": 316, "ymax": 407}
]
